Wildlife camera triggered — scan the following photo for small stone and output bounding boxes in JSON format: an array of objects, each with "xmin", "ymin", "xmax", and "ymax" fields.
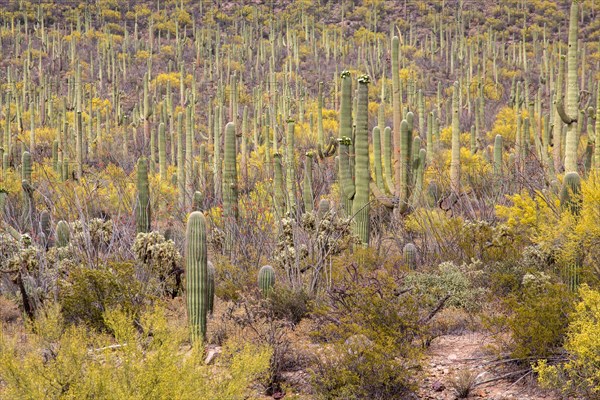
[
  {"xmin": 204, "ymin": 346, "xmax": 222, "ymax": 365},
  {"xmin": 431, "ymin": 381, "xmax": 446, "ymax": 392}
]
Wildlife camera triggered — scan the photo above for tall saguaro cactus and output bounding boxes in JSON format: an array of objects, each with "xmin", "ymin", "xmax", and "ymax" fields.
[
  {"xmin": 158, "ymin": 121, "xmax": 167, "ymax": 181},
  {"xmin": 185, "ymin": 211, "xmax": 208, "ymax": 342},
  {"xmin": 223, "ymin": 122, "xmax": 238, "ymax": 220},
  {"xmin": 338, "ymin": 70, "xmax": 354, "ymax": 216},
  {"xmin": 136, "ymin": 157, "xmax": 151, "ymax": 233},
  {"xmin": 351, "ymin": 75, "xmax": 370, "ymax": 245},
  {"xmin": 560, "ymin": 1, "xmax": 580, "ymax": 173},
  {"xmin": 223, "ymin": 121, "xmax": 238, "ymax": 254},
  {"xmin": 450, "ymin": 81, "xmax": 461, "ymax": 193},
  {"xmin": 392, "ymin": 36, "xmax": 402, "ymax": 197}
]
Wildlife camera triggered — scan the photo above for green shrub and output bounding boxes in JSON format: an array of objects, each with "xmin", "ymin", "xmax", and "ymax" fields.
[
  {"xmin": 58, "ymin": 262, "xmax": 151, "ymax": 331},
  {"xmin": 404, "ymin": 260, "xmax": 486, "ymax": 312},
  {"xmin": 0, "ymin": 304, "xmax": 271, "ymax": 399},
  {"xmin": 267, "ymin": 287, "xmax": 311, "ymax": 325},
  {"xmin": 310, "ymin": 267, "xmax": 424, "ymax": 399},
  {"xmin": 486, "ymin": 276, "xmax": 574, "ymax": 361},
  {"xmin": 534, "ymin": 285, "xmax": 600, "ymax": 398}
]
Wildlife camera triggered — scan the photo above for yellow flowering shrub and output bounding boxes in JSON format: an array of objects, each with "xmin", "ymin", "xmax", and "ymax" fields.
[{"xmin": 535, "ymin": 285, "xmax": 600, "ymax": 398}]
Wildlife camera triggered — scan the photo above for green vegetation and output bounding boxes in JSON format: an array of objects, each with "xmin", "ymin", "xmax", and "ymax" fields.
[{"xmin": 0, "ymin": 0, "xmax": 599, "ymax": 398}]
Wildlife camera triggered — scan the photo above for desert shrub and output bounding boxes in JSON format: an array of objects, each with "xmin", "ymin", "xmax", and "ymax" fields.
[
  {"xmin": 58, "ymin": 262, "xmax": 151, "ymax": 331},
  {"xmin": 213, "ymin": 255, "xmax": 254, "ymax": 302},
  {"xmin": 534, "ymin": 285, "xmax": 600, "ymax": 399},
  {"xmin": 405, "ymin": 260, "xmax": 486, "ymax": 312},
  {"xmin": 213, "ymin": 291, "xmax": 310, "ymax": 396},
  {"xmin": 0, "ymin": 304, "xmax": 271, "ymax": 399},
  {"xmin": 266, "ymin": 286, "xmax": 311, "ymax": 325},
  {"xmin": 486, "ymin": 276, "xmax": 574, "ymax": 361},
  {"xmin": 310, "ymin": 265, "xmax": 425, "ymax": 399}
]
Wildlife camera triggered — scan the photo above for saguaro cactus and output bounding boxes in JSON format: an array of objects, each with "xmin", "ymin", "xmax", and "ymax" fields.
[
  {"xmin": 136, "ymin": 157, "xmax": 151, "ymax": 233},
  {"xmin": 559, "ymin": 1, "xmax": 580, "ymax": 173},
  {"xmin": 338, "ymin": 70, "xmax": 354, "ymax": 216},
  {"xmin": 303, "ymin": 152, "xmax": 314, "ymax": 213},
  {"xmin": 351, "ymin": 74, "xmax": 371, "ymax": 245},
  {"xmin": 185, "ymin": 211, "xmax": 208, "ymax": 342},
  {"xmin": 21, "ymin": 151, "xmax": 32, "ymax": 182},
  {"xmin": 223, "ymin": 122, "xmax": 238, "ymax": 220},
  {"xmin": 56, "ymin": 220, "xmax": 70, "ymax": 248},
  {"xmin": 560, "ymin": 171, "xmax": 581, "ymax": 215},
  {"xmin": 207, "ymin": 261, "xmax": 215, "ymax": 315},
  {"xmin": 258, "ymin": 264, "xmax": 276, "ymax": 297},
  {"xmin": 223, "ymin": 121, "xmax": 238, "ymax": 254},
  {"xmin": 450, "ymin": 81, "xmax": 461, "ymax": 193},
  {"xmin": 158, "ymin": 121, "xmax": 167, "ymax": 181},
  {"xmin": 494, "ymin": 135, "xmax": 503, "ymax": 176},
  {"xmin": 403, "ymin": 242, "xmax": 417, "ymax": 270}
]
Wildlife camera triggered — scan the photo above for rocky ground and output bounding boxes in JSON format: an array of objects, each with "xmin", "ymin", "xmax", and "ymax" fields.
[{"xmin": 418, "ymin": 333, "xmax": 560, "ymax": 400}]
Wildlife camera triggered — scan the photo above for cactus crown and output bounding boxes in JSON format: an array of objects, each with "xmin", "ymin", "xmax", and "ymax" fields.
[
  {"xmin": 357, "ymin": 74, "xmax": 370, "ymax": 84},
  {"xmin": 340, "ymin": 70, "xmax": 351, "ymax": 78},
  {"xmin": 337, "ymin": 136, "xmax": 353, "ymax": 146}
]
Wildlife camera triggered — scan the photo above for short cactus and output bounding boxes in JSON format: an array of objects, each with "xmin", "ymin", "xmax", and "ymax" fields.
[
  {"xmin": 560, "ymin": 171, "xmax": 581, "ymax": 215},
  {"xmin": 192, "ymin": 191, "xmax": 203, "ymax": 211},
  {"xmin": 258, "ymin": 265, "xmax": 275, "ymax": 297},
  {"xmin": 56, "ymin": 220, "xmax": 70, "ymax": 248},
  {"xmin": 403, "ymin": 243, "xmax": 418, "ymax": 270}
]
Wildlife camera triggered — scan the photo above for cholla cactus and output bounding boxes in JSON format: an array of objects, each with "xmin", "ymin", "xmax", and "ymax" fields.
[{"xmin": 132, "ymin": 231, "xmax": 183, "ymax": 297}]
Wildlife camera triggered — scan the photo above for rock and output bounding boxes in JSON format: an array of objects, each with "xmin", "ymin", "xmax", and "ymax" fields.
[
  {"xmin": 204, "ymin": 346, "xmax": 222, "ymax": 364},
  {"xmin": 432, "ymin": 380, "xmax": 446, "ymax": 392}
]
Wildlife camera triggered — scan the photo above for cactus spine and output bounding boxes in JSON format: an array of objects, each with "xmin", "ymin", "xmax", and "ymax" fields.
[
  {"xmin": 136, "ymin": 157, "xmax": 151, "ymax": 233},
  {"xmin": 185, "ymin": 211, "xmax": 208, "ymax": 342},
  {"xmin": 258, "ymin": 265, "xmax": 276, "ymax": 297}
]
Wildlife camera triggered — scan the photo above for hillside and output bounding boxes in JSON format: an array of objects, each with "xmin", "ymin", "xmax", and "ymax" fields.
[{"xmin": 0, "ymin": 0, "xmax": 599, "ymax": 399}]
